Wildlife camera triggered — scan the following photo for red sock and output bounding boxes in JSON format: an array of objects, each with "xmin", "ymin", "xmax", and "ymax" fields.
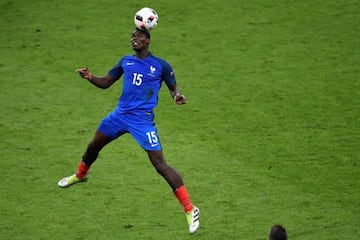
[
  {"xmin": 174, "ymin": 185, "xmax": 193, "ymax": 213},
  {"xmin": 76, "ymin": 161, "xmax": 89, "ymax": 179}
]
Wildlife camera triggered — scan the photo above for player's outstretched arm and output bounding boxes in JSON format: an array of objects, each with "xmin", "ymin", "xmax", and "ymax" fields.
[{"xmin": 76, "ymin": 67, "xmax": 116, "ymax": 89}]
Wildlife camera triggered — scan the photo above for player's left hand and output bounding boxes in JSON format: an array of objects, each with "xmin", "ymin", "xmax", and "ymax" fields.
[{"xmin": 174, "ymin": 93, "xmax": 186, "ymax": 105}]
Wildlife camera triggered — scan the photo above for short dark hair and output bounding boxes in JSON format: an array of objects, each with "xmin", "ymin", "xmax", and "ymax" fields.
[
  {"xmin": 269, "ymin": 225, "xmax": 288, "ymax": 240},
  {"xmin": 134, "ymin": 28, "xmax": 151, "ymax": 39}
]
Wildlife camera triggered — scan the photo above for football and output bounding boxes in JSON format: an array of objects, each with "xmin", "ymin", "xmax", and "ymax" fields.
[{"xmin": 134, "ymin": 7, "xmax": 159, "ymax": 32}]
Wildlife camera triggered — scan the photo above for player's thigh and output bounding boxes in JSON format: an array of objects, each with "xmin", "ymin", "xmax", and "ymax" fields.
[
  {"xmin": 89, "ymin": 130, "xmax": 114, "ymax": 149},
  {"xmin": 130, "ymin": 123, "xmax": 162, "ymax": 151},
  {"xmin": 98, "ymin": 112, "xmax": 128, "ymax": 139}
]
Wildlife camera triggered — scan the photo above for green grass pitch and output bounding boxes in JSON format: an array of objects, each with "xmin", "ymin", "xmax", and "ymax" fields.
[{"xmin": 0, "ymin": 0, "xmax": 359, "ymax": 239}]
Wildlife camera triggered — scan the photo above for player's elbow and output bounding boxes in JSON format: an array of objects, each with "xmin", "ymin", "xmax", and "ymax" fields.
[{"xmin": 100, "ymin": 84, "xmax": 111, "ymax": 89}]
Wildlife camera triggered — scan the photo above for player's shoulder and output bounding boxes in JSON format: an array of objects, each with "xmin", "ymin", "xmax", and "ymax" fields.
[{"xmin": 148, "ymin": 53, "xmax": 172, "ymax": 68}]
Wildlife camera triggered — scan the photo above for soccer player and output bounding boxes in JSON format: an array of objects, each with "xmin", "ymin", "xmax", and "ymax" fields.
[
  {"xmin": 269, "ymin": 225, "xmax": 288, "ymax": 240},
  {"xmin": 57, "ymin": 28, "xmax": 200, "ymax": 234}
]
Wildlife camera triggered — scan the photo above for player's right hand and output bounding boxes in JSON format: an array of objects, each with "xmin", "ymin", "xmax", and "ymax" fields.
[
  {"xmin": 75, "ymin": 67, "xmax": 93, "ymax": 80},
  {"xmin": 174, "ymin": 93, "xmax": 186, "ymax": 105}
]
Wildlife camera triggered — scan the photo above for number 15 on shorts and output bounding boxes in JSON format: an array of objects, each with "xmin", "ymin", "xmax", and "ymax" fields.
[{"xmin": 146, "ymin": 131, "xmax": 159, "ymax": 147}]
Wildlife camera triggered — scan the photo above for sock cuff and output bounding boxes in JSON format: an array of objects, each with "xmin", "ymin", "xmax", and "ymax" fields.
[{"xmin": 174, "ymin": 185, "xmax": 193, "ymax": 212}]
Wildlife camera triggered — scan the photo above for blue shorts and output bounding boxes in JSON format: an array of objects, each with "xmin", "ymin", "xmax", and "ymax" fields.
[{"xmin": 98, "ymin": 111, "xmax": 162, "ymax": 151}]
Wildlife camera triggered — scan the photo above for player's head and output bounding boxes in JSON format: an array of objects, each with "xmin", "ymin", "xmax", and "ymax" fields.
[
  {"xmin": 134, "ymin": 28, "xmax": 151, "ymax": 39},
  {"xmin": 131, "ymin": 28, "xmax": 151, "ymax": 51},
  {"xmin": 269, "ymin": 225, "xmax": 288, "ymax": 240}
]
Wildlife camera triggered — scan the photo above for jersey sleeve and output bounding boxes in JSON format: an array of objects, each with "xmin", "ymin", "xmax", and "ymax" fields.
[
  {"xmin": 157, "ymin": 58, "xmax": 176, "ymax": 88},
  {"xmin": 108, "ymin": 57, "xmax": 125, "ymax": 80}
]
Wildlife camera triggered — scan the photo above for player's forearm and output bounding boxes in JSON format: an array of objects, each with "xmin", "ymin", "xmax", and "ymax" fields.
[
  {"xmin": 168, "ymin": 83, "xmax": 180, "ymax": 98},
  {"xmin": 76, "ymin": 67, "xmax": 115, "ymax": 89},
  {"xmin": 87, "ymin": 76, "xmax": 111, "ymax": 89},
  {"xmin": 170, "ymin": 88, "xmax": 181, "ymax": 99}
]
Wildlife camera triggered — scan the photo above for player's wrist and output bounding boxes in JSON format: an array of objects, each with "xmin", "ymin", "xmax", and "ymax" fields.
[
  {"xmin": 173, "ymin": 92, "xmax": 180, "ymax": 101},
  {"xmin": 86, "ymin": 73, "xmax": 93, "ymax": 81},
  {"xmin": 171, "ymin": 88, "xmax": 181, "ymax": 100}
]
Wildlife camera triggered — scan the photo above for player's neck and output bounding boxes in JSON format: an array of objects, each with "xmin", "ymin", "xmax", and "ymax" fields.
[{"xmin": 135, "ymin": 49, "xmax": 150, "ymax": 59}]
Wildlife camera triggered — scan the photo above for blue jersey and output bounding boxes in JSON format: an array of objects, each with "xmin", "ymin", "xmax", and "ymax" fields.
[{"xmin": 108, "ymin": 54, "xmax": 176, "ymax": 114}]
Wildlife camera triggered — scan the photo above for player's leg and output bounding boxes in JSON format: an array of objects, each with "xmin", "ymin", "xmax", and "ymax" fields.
[
  {"xmin": 128, "ymin": 115, "xmax": 200, "ymax": 233},
  {"xmin": 58, "ymin": 111, "xmax": 124, "ymax": 188},
  {"xmin": 146, "ymin": 150, "xmax": 184, "ymax": 190},
  {"xmin": 128, "ymin": 120, "xmax": 185, "ymax": 190},
  {"xmin": 146, "ymin": 150, "xmax": 193, "ymax": 212},
  {"xmin": 57, "ymin": 130, "xmax": 114, "ymax": 188},
  {"xmin": 147, "ymin": 150, "xmax": 200, "ymax": 234},
  {"xmin": 78, "ymin": 129, "xmax": 114, "ymax": 177}
]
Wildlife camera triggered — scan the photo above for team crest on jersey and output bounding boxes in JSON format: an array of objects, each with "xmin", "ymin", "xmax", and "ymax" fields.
[{"xmin": 147, "ymin": 65, "xmax": 156, "ymax": 77}]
